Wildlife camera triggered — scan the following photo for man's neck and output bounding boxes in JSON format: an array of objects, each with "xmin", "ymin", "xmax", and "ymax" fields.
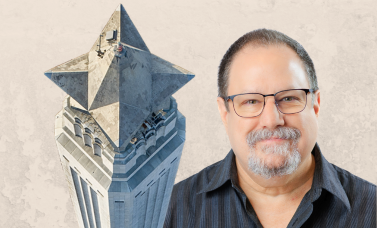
[{"xmin": 235, "ymin": 153, "xmax": 315, "ymax": 228}]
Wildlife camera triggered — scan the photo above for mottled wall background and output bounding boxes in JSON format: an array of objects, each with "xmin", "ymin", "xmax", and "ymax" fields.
[{"xmin": 0, "ymin": 0, "xmax": 376, "ymax": 227}]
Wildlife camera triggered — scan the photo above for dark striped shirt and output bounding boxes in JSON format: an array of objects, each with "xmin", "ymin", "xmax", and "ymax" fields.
[{"xmin": 164, "ymin": 143, "xmax": 376, "ymax": 228}]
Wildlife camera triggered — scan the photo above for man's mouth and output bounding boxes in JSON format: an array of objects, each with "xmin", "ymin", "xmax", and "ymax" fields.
[{"xmin": 259, "ymin": 137, "xmax": 286, "ymax": 143}]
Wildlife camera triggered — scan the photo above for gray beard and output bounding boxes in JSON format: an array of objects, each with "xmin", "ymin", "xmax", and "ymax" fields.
[{"xmin": 246, "ymin": 127, "xmax": 302, "ymax": 179}]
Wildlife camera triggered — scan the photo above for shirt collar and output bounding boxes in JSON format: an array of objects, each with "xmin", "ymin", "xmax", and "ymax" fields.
[
  {"xmin": 197, "ymin": 149, "xmax": 237, "ymax": 195},
  {"xmin": 197, "ymin": 143, "xmax": 351, "ymax": 211},
  {"xmin": 311, "ymin": 143, "xmax": 351, "ymax": 210}
]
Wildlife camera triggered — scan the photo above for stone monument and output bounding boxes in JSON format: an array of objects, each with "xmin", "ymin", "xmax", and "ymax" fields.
[{"xmin": 44, "ymin": 4, "xmax": 194, "ymax": 228}]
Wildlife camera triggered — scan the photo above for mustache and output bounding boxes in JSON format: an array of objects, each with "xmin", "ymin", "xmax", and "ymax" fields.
[{"xmin": 246, "ymin": 126, "xmax": 301, "ymax": 146}]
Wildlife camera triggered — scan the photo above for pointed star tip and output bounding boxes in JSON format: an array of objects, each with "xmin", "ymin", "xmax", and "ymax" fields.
[
  {"xmin": 44, "ymin": 71, "xmax": 52, "ymax": 79},
  {"xmin": 116, "ymin": 3, "xmax": 125, "ymax": 11},
  {"xmin": 187, "ymin": 74, "xmax": 195, "ymax": 81}
]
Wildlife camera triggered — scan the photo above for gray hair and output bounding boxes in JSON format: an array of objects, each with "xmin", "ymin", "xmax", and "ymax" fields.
[
  {"xmin": 246, "ymin": 126, "xmax": 302, "ymax": 179},
  {"xmin": 218, "ymin": 29, "xmax": 318, "ymax": 110}
]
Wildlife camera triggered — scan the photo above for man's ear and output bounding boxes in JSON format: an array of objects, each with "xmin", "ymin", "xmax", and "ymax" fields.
[
  {"xmin": 217, "ymin": 97, "xmax": 229, "ymax": 130},
  {"xmin": 313, "ymin": 90, "xmax": 320, "ymax": 118}
]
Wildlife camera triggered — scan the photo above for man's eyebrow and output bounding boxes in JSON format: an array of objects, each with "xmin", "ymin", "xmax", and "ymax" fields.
[{"xmin": 239, "ymin": 87, "xmax": 299, "ymax": 94}]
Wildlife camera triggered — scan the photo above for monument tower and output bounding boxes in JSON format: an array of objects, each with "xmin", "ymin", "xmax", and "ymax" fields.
[{"xmin": 45, "ymin": 5, "xmax": 194, "ymax": 228}]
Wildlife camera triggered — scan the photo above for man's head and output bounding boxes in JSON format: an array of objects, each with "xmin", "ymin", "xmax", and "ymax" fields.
[
  {"xmin": 218, "ymin": 29, "xmax": 319, "ymax": 107},
  {"xmin": 216, "ymin": 29, "xmax": 320, "ymax": 180}
]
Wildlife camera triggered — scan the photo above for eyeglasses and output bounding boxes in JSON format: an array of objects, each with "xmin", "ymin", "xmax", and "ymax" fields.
[{"xmin": 224, "ymin": 89, "xmax": 314, "ymax": 118}]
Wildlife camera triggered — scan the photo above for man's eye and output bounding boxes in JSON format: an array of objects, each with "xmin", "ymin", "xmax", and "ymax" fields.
[
  {"xmin": 282, "ymin": 97, "xmax": 296, "ymax": 102},
  {"xmin": 244, "ymin": 100, "xmax": 258, "ymax": 105}
]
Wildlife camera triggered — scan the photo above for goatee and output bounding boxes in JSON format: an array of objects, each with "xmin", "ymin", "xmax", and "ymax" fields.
[{"xmin": 246, "ymin": 127, "xmax": 302, "ymax": 179}]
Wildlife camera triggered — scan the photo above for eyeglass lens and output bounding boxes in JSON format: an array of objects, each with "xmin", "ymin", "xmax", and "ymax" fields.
[{"xmin": 233, "ymin": 90, "xmax": 308, "ymax": 117}]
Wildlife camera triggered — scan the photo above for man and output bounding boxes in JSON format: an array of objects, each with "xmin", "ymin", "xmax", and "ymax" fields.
[{"xmin": 164, "ymin": 29, "xmax": 376, "ymax": 228}]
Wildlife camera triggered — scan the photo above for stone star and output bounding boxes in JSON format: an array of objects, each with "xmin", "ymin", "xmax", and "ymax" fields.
[{"xmin": 45, "ymin": 4, "xmax": 194, "ymax": 151}]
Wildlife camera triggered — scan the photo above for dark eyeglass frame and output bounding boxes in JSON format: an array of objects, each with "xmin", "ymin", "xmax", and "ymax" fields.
[{"xmin": 224, "ymin": 88, "xmax": 315, "ymax": 118}]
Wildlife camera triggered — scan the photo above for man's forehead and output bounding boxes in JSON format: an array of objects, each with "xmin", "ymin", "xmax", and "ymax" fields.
[
  {"xmin": 234, "ymin": 43, "xmax": 300, "ymax": 64},
  {"xmin": 228, "ymin": 44, "xmax": 310, "ymax": 93}
]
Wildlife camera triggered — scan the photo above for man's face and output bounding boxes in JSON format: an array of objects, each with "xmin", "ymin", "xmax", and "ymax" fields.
[{"xmin": 217, "ymin": 44, "xmax": 320, "ymax": 179}]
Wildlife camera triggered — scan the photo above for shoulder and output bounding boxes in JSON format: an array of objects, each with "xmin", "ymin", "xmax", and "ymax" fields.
[
  {"xmin": 314, "ymin": 143, "xmax": 376, "ymax": 209},
  {"xmin": 332, "ymin": 163, "xmax": 376, "ymax": 191},
  {"xmin": 163, "ymin": 160, "xmax": 223, "ymax": 227},
  {"xmin": 171, "ymin": 159, "xmax": 223, "ymax": 200},
  {"xmin": 331, "ymin": 163, "xmax": 376, "ymax": 206}
]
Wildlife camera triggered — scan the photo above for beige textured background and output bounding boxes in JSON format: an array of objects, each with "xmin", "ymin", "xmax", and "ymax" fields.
[{"xmin": 0, "ymin": 0, "xmax": 376, "ymax": 227}]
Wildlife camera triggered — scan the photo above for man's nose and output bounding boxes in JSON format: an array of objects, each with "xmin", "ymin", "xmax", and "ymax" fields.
[{"xmin": 259, "ymin": 97, "xmax": 284, "ymax": 129}]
